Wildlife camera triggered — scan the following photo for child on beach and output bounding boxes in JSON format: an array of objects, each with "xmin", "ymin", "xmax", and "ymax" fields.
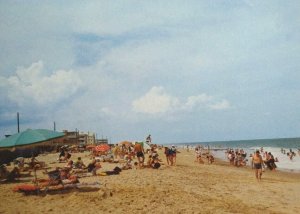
[
  {"xmin": 207, "ymin": 154, "xmax": 214, "ymax": 164},
  {"xmin": 195, "ymin": 148, "xmax": 204, "ymax": 164}
]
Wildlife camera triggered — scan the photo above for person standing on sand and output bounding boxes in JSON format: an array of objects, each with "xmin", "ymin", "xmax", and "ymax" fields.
[
  {"xmin": 252, "ymin": 150, "xmax": 264, "ymax": 181},
  {"xmin": 168, "ymin": 145, "xmax": 177, "ymax": 166},
  {"xmin": 134, "ymin": 142, "xmax": 145, "ymax": 167}
]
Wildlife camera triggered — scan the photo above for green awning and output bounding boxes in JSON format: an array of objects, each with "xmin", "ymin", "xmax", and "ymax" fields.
[{"xmin": 0, "ymin": 129, "xmax": 65, "ymax": 149}]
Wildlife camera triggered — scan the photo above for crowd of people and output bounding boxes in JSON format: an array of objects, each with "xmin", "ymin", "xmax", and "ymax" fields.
[
  {"xmin": 250, "ymin": 149, "xmax": 278, "ymax": 181},
  {"xmin": 223, "ymin": 147, "xmax": 281, "ymax": 181},
  {"xmin": 194, "ymin": 146, "xmax": 214, "ymax": 164},
  {"xmin": 226, "ymin": 149, "xmax": 248, "ymax": 167},
  {"xmin": 0, "ymin": 155, "xmax": 46, "ymax": 182},
  {"xmin": 54, "ymin": 135, "xmax": 166, "ymax": 176},
  {"xmin": 6, "ymin": 135, "xmax": 297, "ymax": 186}
]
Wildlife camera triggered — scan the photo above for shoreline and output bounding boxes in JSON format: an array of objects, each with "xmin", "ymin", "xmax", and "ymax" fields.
[
  {"xmin": 213, "ymin": 154, "xmax": 300, "ymax": 174},
  {"xmin": 214, "ymin": 156, "xmax": 300, "ymax": 177},
  {"xmin": 205, "ymin": 146, "xmax": 300, "ymax": 173}
]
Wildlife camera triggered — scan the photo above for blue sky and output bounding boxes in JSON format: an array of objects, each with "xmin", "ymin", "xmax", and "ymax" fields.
[{"xmin": 0, "ymin": 0, "xmax": 300, "ymax": 144}]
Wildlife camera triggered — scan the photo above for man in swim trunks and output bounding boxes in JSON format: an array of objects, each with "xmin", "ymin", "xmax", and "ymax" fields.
[
  {"xmin": 134, "ymin": 142, "xmax": 145, "ymax": 167},
  {"xmin": 252, "ymin": 150, "xmax": 264, "ymax": 181}
]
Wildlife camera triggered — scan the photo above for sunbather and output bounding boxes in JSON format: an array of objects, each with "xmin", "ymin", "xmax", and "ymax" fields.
[
  {"xmin": 0, "ymin": 165, "xmax": 20, "ymax": 182},
  {"xmin": 13, "ymin": 157, "xmax": 25, "ymax": 169},
  {"xmin": 28, "ymin": 156, "xmax": 40, "ymax": 169},
  {"xmin": 87, "ymin": 158, "xmax": 101, "ymax": 175},
  {"xmin": 38, "ymin": 167, "xmax": 78, "ymax": 187},
  {"xmin": 65, "ymin": 160, "xmax": 74, "ymax": 169},
  {"xmin": 74, "ymin": 157, "xmax": 86, "ymax": 169}
]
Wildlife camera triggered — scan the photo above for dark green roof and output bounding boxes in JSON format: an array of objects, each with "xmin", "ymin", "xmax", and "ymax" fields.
[{"xmin": 0, "ymin": 129, "xmax": 65, "ymax": 148}]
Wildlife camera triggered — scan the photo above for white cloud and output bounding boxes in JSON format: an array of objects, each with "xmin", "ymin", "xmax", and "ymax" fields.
[
  {"xmin": 1, "ymin": 61, "xmax": 82, "ymax": 106},
  {"xmin": 132, "ymin": 86, "xmax": 231, "ymax": 115},
  {"xmin": 209, "ymin": 99, "xmax": 231, "ymax": 110},
  {"xmin": 184, "ymin": 94, "xmax": 213, "ymax": 109},
  {"xmin": 132, "ymin": 86, "xmax": 179, "ymax": 114}
]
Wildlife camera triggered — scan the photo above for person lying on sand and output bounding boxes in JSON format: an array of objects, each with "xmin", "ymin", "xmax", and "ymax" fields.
[
  {"xmin": 28, "ymin": 155, "xmax": 43, "ymax": 169},
  {"xmin": 64, "ymin": 160, "xmax": 73, "ymax": 169},
  {"xmin": 37, "ymin": 167, "xmax": 78, "ymax": 187}
]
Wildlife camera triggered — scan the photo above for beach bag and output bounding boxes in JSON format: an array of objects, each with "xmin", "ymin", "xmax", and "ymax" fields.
[
  {"xmin": 153, "ymin": 162, "xmax": 161, "ymax": 169},
  {"xmin": 105, "ymin": 171, "xmax": 117, "ymax": 175},
  {"xmin": 113, "ymin": 166, "xmax": 122, "ymax": 173}
]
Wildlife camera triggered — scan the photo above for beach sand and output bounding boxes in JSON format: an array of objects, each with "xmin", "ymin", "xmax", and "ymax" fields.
[{"xmin": 0, "ymin": 149, "xmax": 300, "ymax": 214}]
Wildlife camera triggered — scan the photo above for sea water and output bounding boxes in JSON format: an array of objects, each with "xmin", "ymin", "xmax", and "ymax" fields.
[{"xmin": 179, "ymin": 137, "xmax": 300, "ymax": 172}]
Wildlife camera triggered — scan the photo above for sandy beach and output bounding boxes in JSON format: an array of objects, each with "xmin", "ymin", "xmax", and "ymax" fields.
[{"xmin": 1, "ymin": 149, "xmax": 300, "ymax": 214}]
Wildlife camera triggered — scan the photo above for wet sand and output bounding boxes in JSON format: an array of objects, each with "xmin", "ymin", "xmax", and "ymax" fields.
[{"xmin": 0, "ymin": 149, "xmax": 300, "ymax": 214}]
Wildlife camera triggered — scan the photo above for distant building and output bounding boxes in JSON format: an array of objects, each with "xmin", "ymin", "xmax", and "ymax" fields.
[
  {"xmin": 78, "ymin": 132, "xmax": 87, "ymax": 145},
  {"xmin": 63, "ymin": 130, "xmax": 78, "ymax": 145},
  {"xmin": 86, "ymin": 132, "xmax": 96, "ymax": 145},
  {"xmin": 96, "ymin": 138, "xmax": 108, "ymax": 145},
  {"xmin": 62, "ymin": 130, "xmax": 100, "ymax": 145}
]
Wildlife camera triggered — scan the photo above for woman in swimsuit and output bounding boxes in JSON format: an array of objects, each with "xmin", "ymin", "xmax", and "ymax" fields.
[{"xmin": 252, "ymin": 150, "xmax": 264, "ymax": 181}]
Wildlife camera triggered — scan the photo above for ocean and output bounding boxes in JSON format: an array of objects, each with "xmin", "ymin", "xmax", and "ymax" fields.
[{"xmin": 176, "ymin": 137, "xmax": 300, "ymax": 172}]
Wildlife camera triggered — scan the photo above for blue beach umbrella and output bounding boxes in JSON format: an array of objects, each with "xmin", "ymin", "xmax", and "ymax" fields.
[{"xmin": 0, "ymin": 129, "xmax": 65, "ymax": 150}]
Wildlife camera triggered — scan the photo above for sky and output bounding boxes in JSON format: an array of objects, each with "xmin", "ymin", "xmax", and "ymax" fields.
[{"xmin": 0, "ymin": 0, "xmax": 300, "ymax": 144}]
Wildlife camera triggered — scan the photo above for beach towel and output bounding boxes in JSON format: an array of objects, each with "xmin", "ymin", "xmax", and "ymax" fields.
[
  {"xmin": 13, "ymin": 184, "xmax": 40, "ymax": 194},
  {"xmin": 98, "ymin": 172, "xmax": 107, "ymax": 176}
]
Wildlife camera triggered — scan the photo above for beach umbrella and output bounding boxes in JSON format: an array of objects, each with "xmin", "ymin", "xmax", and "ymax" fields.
[
  {"xmin": 94, "ymin": 144, "xmax": 110, "ymax": 152},
  {"xmin": 119, "ymin": 141, "xmax": 132, "ymax": 146},
  {"xmin": 0, "ymin": 129, "xmax": 65, "ymax": 150}
]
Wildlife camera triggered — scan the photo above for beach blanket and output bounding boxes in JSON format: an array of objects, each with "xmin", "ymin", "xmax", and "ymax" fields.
[
  {"xmin": 13, "ymin": 181, "xmax": 101, "ymax": 195},
  {"xmin": 13, "ymin": 184, "xmax": 40, "ymax": 194}
]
